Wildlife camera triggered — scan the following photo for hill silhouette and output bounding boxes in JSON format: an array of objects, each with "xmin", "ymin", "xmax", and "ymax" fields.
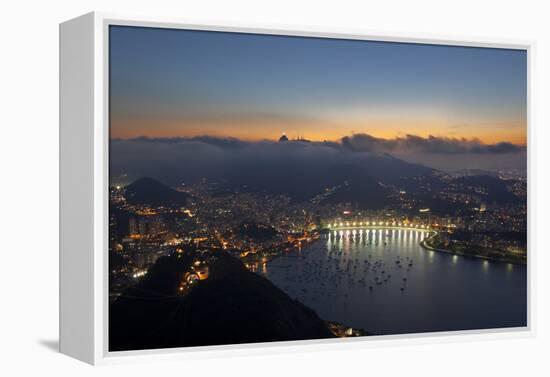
[
  {"xmin": 124, "ymin": 177, "xmax": 189, "ymax": 206},
  {"xmin": 110, "ymin": 251, "xmax": 334, "ymax": 351},
  {"xmin": 453, "ymin": 175, "xmax": 519, "ymax": 204}
]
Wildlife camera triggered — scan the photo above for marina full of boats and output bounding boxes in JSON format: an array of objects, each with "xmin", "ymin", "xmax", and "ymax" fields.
[{"xmin": 262, "ymin": 227, "xmax": 527, "ymax": 335}]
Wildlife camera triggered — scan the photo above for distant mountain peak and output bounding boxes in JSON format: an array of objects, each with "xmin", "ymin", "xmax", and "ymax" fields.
[{"xmin": 125, "ymin": 177, "xmax": 189, "ymax": 206}]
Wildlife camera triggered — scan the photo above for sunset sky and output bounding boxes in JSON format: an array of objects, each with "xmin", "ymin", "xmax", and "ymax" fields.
[{"xmin": 109, "ymin": 26, "xmax": 527, "ymax": 145}]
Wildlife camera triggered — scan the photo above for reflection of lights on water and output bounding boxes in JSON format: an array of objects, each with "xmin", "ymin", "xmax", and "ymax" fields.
[
  {"xmin": 271, "ymin": 228, "xmax": 513, "ymax": 319},
  {"xmin": 507, "ymin": 263, "xmax": 514, "ymax": 272}
]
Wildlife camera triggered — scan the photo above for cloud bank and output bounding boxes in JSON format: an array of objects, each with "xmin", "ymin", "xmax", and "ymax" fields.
[
  {"xmin": 110, "ymin": 134, "xmax": 526, "ymax": 186},
  {"xmin": 341, "ymin": 134, "xmax": 525, "ymax": 155}
]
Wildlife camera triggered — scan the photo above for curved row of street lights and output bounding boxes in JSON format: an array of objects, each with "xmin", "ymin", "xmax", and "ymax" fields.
[{"xmin": 327, "ymin": 221, "xmax": 432, "ymax": 230}]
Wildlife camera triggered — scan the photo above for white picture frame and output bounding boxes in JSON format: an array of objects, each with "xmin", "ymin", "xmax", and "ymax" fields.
[{"xmin": 59, "ymin": 11, "xmax": 535, "ymax": 365}]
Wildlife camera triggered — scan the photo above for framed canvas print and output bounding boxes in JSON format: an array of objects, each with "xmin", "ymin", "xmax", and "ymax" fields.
[{"xmin": 60, "ymin": 12, "xmax": 533, "ymax": 365}]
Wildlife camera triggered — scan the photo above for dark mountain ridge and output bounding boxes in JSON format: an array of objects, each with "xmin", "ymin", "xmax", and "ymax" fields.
[
  {"xmin": 218, "ymin": 153, "xmax": 437, "ymax": 208},
  {"xmin": 124, "ymin": 177, "xmax": 189, "ymax": 206},
  {"xmin": 110, "ymin": 251, "xmax": 334, "ymax": 351},
  {"xmin": 452, "ymin": 175, "xmax": 519, "ymax": 204}
]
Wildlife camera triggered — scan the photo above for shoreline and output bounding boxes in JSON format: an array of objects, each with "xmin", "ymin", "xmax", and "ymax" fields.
[
  {"xmin": 261, "ymin": 233, "xmax": 323, "ymax": 266},
  {"xmin": 261, "ymin": 228, "xmax": 524, "ymax": 338},
  {"xmin": 420, "ymin": 232, "xmax": 526, "ymax": 266},
  {"xmin": 259, "ymin": 239, "xmax": 372, "ymax": 338},
  {"xmin": 262, "ymin": 228, "xmax": 526, "ymax": 267}
]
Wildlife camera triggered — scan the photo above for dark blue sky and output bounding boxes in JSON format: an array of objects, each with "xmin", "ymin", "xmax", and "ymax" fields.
[{"xmin": 109, "ymin": 25, "xmax": 526, "ymax": 144}]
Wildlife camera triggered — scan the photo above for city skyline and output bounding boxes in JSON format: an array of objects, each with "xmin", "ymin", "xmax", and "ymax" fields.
[{"xmin": 108, "ymin": 26, "xmax": 527, "ymax": 350}]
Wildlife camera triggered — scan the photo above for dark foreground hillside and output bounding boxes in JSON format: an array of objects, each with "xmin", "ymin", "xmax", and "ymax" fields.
[{"xmin": 110, "ymin": 251, "xmax": 334, "ymax": 351}]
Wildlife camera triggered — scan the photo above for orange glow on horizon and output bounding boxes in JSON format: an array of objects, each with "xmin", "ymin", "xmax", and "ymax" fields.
[{"xmin": 111, "ymin": 117, "xmax": 527, "ymax": 146}]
